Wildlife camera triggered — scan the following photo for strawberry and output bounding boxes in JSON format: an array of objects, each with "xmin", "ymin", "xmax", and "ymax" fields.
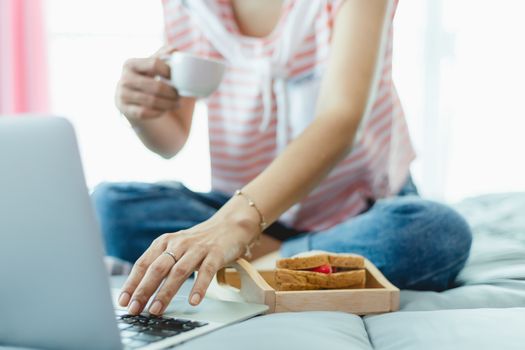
[{"xmin": 310, "ymin": 264, "xmax": 332, "ymax": 274}]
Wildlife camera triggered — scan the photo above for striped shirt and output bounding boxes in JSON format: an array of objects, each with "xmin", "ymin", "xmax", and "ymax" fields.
[{"xmin": 162, "ymin": 0, "xmax": 415, "ymax": 231}]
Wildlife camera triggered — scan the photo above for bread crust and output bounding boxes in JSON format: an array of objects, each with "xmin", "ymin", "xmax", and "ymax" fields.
[
  {"xmin": 276, "ymin": 254, "xmax": 329, "ymax": 270},
  {"xmin": 277, "ymin": 280, "xmax": 366, "ymax": 291},
  {"xmin": 275, "ymin": 283, "xmax": 322, "ymax": 291},
  {"xmin": 328, "ymin": 254, "xmax": 365, "ymax": 269},
  {"xmin": 275, "ymin": 268, "xmax": 366, "ymax": 291},
  {"xmin": 276, "ymin": 253, "xmax": 365, "ymax": 270}
]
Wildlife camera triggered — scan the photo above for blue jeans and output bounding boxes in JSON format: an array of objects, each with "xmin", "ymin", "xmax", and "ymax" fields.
[{"xmin": 91, "ymin": 178, "xmax": 472, "ymax": 291}]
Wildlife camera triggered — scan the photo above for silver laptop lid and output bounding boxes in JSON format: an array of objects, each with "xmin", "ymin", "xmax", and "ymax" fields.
[{"xmin": 0, "ymin": 117, "xmax": 122, "ymax": 350}]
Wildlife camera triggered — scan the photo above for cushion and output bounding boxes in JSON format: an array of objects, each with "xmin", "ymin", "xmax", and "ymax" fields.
[
  {"xmin": 365, "ymin": 308, "xmax": 525, "ymax": 350},
  {"xmin": 177, "ymin": 312, "xmax": 373, "ymax": 350}
]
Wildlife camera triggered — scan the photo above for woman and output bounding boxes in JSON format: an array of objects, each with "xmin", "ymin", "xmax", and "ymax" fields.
[{"xmin": 93, "ymin": 0, "xmax": 472, "ymax": 316}]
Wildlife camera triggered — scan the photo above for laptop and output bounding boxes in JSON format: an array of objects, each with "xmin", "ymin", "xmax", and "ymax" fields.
[{"xmin": 0, "ymin": 117, "xmax": 268, "ymax": 350}]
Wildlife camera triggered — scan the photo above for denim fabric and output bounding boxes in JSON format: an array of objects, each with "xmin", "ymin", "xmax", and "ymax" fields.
[
  {"xmin": 91, "ymin": 177, "xmax": 472, "ymax": 291},
  {"xmin": 91, "ymin": 181, "xmax": 300, "ymax": 262}
]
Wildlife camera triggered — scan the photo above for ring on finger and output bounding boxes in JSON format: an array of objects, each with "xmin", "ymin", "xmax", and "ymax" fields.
[{"xmin": 163, "ymin": 250, "xmax": 178, "ymax": 264}]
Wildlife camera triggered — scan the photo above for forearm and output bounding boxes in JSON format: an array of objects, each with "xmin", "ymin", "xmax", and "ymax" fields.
[
  {"xmin": 129, "ymin": 98, "xmax": 195, "ymax": 159},
  {"xmin": 116, "ymin": 49, "xmax": 197, "ymax": 159},
  {"xmin": 130, "ymin": 113, "xmax": 186, "ymax": 159},
  {"xmin": 242, "ymin": 113, "xmax": 360, "ymax": 224}
]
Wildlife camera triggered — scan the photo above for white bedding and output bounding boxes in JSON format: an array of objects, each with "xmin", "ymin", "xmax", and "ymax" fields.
[
  {"xmin": 3, "ymin": 194, "xmax": 525, "ymax": 350},
  {"xmin": 174, "ymin": 193, "xmax": 525, "ymax": 350}
]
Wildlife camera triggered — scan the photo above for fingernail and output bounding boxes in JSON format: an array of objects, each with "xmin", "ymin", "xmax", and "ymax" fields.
[
  {"xmin": 190, "ymin": 293, "xmax": 201, "ymax": 306},
  {"xmin": 128, "ymin": 300, "xmax": 141, "ymax": 315},
  {"xmin": 149, "ymin": 300, "xmax": 163, "ymax": 315},
  {"xmin": 118, "ymin": 292, "xmax": 130, "ymax": 306}
]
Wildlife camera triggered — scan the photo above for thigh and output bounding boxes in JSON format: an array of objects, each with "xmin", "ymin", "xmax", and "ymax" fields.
[
  {"xmin": 91, "ymin": 181, "xmax": 230, "ymax": 262},
  {"xmin": 283, "ymin": 196, "xmax": 472, "ymax": 291}
]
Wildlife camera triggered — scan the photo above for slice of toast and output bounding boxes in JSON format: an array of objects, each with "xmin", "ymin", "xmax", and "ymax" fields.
[
  {"xmin": 328, "ymin": 254, "xmax": 365, "ymax": 269},
  {"xmin": 277, "ymin": 280, "xmax": 366, "ymax": 291},
  {"xmin": 275, "ymin": 269, "xmax": 366, "ymax": 290},
  {"xmin": 276, "ymin": 252, "xmax": 364, "ymax": 270},
  {"xmin": 276, "ymin": 254, "xmax": 329, "ymax": 270}
]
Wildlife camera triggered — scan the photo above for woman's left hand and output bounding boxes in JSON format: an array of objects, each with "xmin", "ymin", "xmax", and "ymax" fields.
[{"xmin": 117, "ymin": 207, "xmax": 259, "ymax": 316}]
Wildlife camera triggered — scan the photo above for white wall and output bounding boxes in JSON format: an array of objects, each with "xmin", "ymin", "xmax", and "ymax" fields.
[
  {"xmin": 47, "ymin": 0, "xmax": 525, "ymax": 201},
  {"xmin": 396, "ymin": 0, "xmax": 525, "ymax": 201},
  {"xmin": 46, "ymin": 0, "xmax": 211, "ymax": 192}
]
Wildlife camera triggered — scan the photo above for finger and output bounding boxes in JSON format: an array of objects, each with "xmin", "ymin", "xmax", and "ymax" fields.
[
  {"xmin": 119, "ymin": 235, "xmax": 168, "ymax": 307},
  {"xmin": 127, "ymin": 252, "xmax": 180, "ymax": 315},
  {"xmin": 123, "ymin": 57, "xmax": 170, "ymax": 78},
  {"xmin": 121, "ymin": 72, "xmax": 178, "ymax": 99},
  {"xmin": 153, "ymin": 45, "xmax": 177, "ymax": 58},
  {"xmin": 189, "ymin": 252, "xmax": 224, "ymax": 306},
  {"xmin": 120, "ymin": 104, "xmax": 164, "ymax": 120},
  {"xmin": 121, "ymin": 89, "xmax": 179, "ymax": 111},
  {"xmin": 149, "ymin": 248, "xmax": 206, "ymax": 315}
]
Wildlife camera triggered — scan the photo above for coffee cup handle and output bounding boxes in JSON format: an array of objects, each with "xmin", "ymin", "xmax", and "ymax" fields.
[
  {"xmin": 154, "ymin": 75, "xmax": 175, "ymax": 89},
  {"xmin": 155, "ymin": 55, "xmax": 176, "ymax": 88}
]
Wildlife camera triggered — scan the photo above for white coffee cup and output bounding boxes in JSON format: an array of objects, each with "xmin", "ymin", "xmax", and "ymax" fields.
[{"xmin": 162, "ymin": 52, "xmax": 226, "ymax": 98}]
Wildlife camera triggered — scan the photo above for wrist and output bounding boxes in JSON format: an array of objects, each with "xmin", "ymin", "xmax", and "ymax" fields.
[{"xmin": 215, "ymin": 194, "xmax": 262, "ymax": 241}]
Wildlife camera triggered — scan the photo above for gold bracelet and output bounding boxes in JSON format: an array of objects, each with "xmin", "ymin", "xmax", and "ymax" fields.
[
  {"xmin": 234, "ymin": 189, "xmax": 267, "ymax": 259},
  {"xmin": 234, "ymin": 189, "xmax": 267, "ymax": 231}
]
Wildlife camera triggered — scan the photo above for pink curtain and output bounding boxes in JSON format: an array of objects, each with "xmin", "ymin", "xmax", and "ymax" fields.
[{"xmin": 0, "ymin": 0, "xmax": 49, "ymax": 114}]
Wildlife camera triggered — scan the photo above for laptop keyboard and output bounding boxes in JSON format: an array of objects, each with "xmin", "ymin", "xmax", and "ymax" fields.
[{"xmin": 116, "ymin": 311, "xmax": 208, "ymax": 349}]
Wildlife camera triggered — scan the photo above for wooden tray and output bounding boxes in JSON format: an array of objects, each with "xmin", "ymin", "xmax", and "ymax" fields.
[{"xmin": 214, "ymin": 258, "xmax": 399, "ymax": 315}]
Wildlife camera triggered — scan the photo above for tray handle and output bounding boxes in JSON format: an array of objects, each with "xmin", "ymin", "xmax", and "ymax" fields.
[{"xmin": 216, "ymin": 258, "xmax": 276, "ymax": 313}]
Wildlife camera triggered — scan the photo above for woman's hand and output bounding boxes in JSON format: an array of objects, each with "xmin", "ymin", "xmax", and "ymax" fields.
[
  {"xmin": 117, "ymin": 202, "xmax": 260, "ymax": 316},
  {"xmin": 115, "ymin": 47, "xmax": 180, "ymax": 121},
  {"xmin": 114, "ymin": 47, "xmax": 196, "ymax": 158}
]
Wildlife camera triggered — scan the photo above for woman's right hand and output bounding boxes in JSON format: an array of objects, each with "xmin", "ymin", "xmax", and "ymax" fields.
[{"xmin": 115, "ymin": 48, "xmax": 180, "ymax": 121}]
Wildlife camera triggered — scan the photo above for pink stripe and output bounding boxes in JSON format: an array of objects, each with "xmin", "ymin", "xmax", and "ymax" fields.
[
  {"xmin": 208, "ymin": 101, "xmax": 264, "ymax": 113},
  {"xmin": 208, "ymin": 119, "xmax": 277, "ymax": 133},
  {"xmin": 211, "ymin": 142, "xmax": 276, "ymax": 162},
  {"xmin": 293, "ymin": 46, "xmax": 317, "ymax": 61},
  {"xmin": 208, "ymin": 113, "xmax": 265, "ymax": 126},
  {"xmin": 165, "ymin": 13, "xmax": 189, "ymax": 32},
  {"xmin": 209, "ymin": 121, "xmax": 277, "ymax": 138},
  {"xmin": 211, "ymin": 154, "xmax": 274, "ymax": 172},
  {"xmin": 303, "ymin": 22, "xmax": 331, "ymax": 44},
  {"xmin": 176, "ymin": 41, "xmax": 197, "ymax": 51},
  {"xmin": 171, "ymin": 27, "xmax": 193, "ymax": 42},
  {"xmin": 366, "ymin": 104, "xmax": 394, "ymax": 134},
  {"xmin": 209, "ymin": 132, "xmax": 276, "ymax": 147},
  {"xmin": 371, "ymin": 89, "xmax": 391, "ymax": 111},
  {"xmin": 288, "ymin": 58, "xmax": 325, "ymax": 77},
  {"xmin": 210, "ymin": 136, "xmax": 276, "ymax": 155}
]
